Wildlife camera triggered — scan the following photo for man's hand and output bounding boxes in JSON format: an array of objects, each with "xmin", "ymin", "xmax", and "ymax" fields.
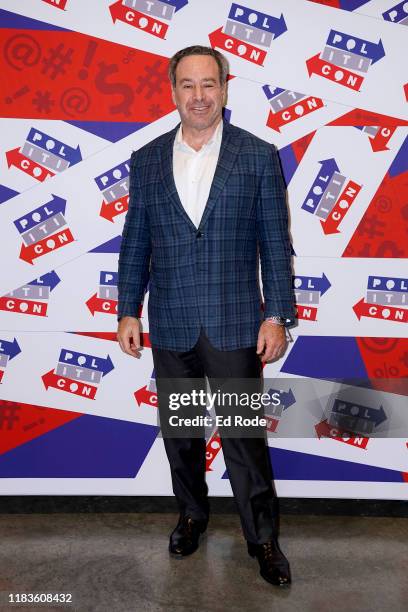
[
  {"xmin": 256, "ymin": 321, "xmax": 287, "ymax": 363},
  {"xmin": 117, "ymin": 316, "xmax": 142, "ymax": 358}
]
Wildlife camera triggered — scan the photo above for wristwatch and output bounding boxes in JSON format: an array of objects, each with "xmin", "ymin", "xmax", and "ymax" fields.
[{"xmin": 264, "ymin": 316, "xmax": 285, "ymax": 325}]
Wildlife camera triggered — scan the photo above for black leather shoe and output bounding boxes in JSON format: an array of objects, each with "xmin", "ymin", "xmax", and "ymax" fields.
[
  {"xmin": 247, "ymin": 538, "xmax": 291, "ymax": 586},
  {"xmin": 169, "ymin": 514, "xmax": 207, "ymax": 557}
]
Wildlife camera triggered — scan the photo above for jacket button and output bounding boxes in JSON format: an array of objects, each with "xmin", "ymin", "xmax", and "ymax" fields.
[{"xmin": 196, "ymin": 231, "xmax": 203, "ymax": 238}]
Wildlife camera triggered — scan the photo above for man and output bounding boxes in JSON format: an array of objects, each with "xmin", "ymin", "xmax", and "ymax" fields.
[{"xmin": 117, "ymin": 46, "xmax": 296, "ymax": 587}]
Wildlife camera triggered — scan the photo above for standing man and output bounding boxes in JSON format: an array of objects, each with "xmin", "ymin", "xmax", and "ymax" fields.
[{"xmin": 117, "ymin": 46, "xmax": 295, "ymax": 587}]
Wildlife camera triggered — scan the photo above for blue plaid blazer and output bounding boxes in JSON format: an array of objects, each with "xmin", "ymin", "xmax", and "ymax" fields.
[{"xmin": 117, "ymin": 117, "xmax": 295, "ymax": 351}]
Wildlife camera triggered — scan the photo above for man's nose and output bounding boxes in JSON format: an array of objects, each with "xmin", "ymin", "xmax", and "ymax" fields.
[{"xmin": 192, "ymin": 85, "xmax": 204, "ymax": 100}]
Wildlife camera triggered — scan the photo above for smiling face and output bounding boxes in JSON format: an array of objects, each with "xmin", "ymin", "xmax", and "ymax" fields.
[{"xmin": 171, "ymin": 54, "xmax": 227, "ymax": 132}]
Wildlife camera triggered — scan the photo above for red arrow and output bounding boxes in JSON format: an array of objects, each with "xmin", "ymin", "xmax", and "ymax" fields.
[
  {"xmin": 306, "ymin": 54, "xmax": 364, "ymax": 91},
  {"xmin": 266, "ymin": 96, "xmax": 324, "ymax": 132},
  {"xmin": 353, "ymin": 298, "xmax": 408, "ymax": 323},
  {"xmin": 86, "ymin": 293, "xmax": 117, "ymax": 316},
  {"xmin": 321, "ymin": 180, "xmax": 361, "ymax": 235},
  {"xmin": 109, "ymin": 1, "xmax": 168, "ymax": 38},
  {"xmin": 6, "ymin": 147, "xmax": 54, "ymax": 182},
  {"xmin": 209, "ymin": 26, "xmax": 266, "ymax": 66},
  {"xmin": 0, "ymin": 295, "xmax": 48, "ymax": 316},
  {"xmin": 315, "ymin": 418, "xmax": 369, "ymax": 448},
  {"xmin": 296, "ymin": 304, "xmax": 318, "ymax": 321},
  {"xmin": 42, "ymin": 369, "xmax": 97, "ymax": 399},
  {"xmin": 134, "ymin": 385, "xmax": 158, "ymax": 407},
  {"xmin": 370, "ymin": 127, "xmax": 396, "ymax": 152},
  {"xmin": 99, "ymin": 195, "xmax": 128, "ymax": 222},
  {"xmin": 19, "ymin": 228, "xmax": 74, "ymax": 264},
  {"xmin": 0, "ymin": 369, "xmax": 4, "ymax": 383}
]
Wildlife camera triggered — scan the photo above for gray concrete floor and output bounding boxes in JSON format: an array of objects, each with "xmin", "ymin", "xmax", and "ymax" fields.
[{"xmin": 0, "ymin": 512, "xmax": 407, "ymax": 612}]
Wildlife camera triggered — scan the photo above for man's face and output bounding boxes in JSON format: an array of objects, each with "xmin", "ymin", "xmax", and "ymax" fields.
[{"xmin": 171, "ymin": 54, "xmax": 226, "ymax": 131}]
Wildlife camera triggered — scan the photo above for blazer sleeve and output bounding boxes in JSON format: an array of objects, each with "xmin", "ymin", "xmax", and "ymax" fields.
[
  {"xmin": 117, "ymin": 151, "xmax": 151, "ymax": 321},
  {"xmin": 256, "ymin": 144, "xmax": 296, "ymax": 327}
]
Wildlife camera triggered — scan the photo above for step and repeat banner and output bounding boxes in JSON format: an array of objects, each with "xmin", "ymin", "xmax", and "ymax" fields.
[{"xmin": 0, "ymin": 0, "xmax": 407, "ymax": 498}]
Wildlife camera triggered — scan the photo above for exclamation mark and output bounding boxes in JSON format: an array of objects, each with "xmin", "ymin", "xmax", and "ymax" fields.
[
  {"xmin": 78, "ymin": 40, "xmax": 98, "ymax": 80},
  {"xmin": 5, "ymin": 85, "xmax": 30, "ymax": 104}
]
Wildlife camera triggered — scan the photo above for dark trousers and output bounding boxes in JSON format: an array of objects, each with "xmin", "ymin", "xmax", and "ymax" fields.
[{"xmin": 151, "ymin": 326, "xmax": 278, "ymax": 545}]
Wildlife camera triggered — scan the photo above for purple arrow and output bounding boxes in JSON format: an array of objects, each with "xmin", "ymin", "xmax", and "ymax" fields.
[
  {"xmin": 161, "ymin": 0, "xmax": 188, "ymax": 10},
  {"xmin": 0, "ymin": 337, "xmax": 21, "ymax": 360},
  {"xmin": 293, "ymin": 273, "xmax": 331, "ymax": 296},
  {"xmin": 267, "ymin": 387, "xmax": 296, "ymax": 410},
  {"xmin": 301, "ymin": 158, "xmax": 339, "ymax": 214},
  {"xmin": 333, "ymin": 399, "xmax": 387, "ymax": 426},
  {"xmin": 58, "ymin": 349, "xmax": 114, "ymax": 376},
  {"xmin": 26, "ymin": 128, "xmax": 82, "ymax": 165},
  {"xmin": 14, "ymin": 195, "xmax": 67, "ymax": 234},
  {"xmin": 327, "ymin": 29, "xmax": 385, "ymax": 64},
  {"xmin": 30, "ymin": 271, "xmax": 61, "ymax": 291},
  {"xmin": 262, "ymin": 84, "xmax": 285, "ymax": 100}
]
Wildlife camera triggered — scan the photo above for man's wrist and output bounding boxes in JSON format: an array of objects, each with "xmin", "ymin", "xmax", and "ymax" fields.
[{"xmin": 264, "ymin": 316, "xmax": 285, "ymax": 326}]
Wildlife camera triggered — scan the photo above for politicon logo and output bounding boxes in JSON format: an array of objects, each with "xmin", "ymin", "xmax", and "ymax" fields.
[
  {"xmin": 306, "ymin": 29, "xmax": 385, "ymax": 92},
  {"xmin": 353, "ymin": 275, "xmax": 408, "ymax": 324},
  {"xmin": 86, "ymin": 271, "xmax": 118, "ymax": 316},
  {"xmin": 6, "ymin": 127, "xmax": 82, "ymax": 183},
  {"xmin": 94, "ymin": 159, "xmax": 130, "ymax": 222},
  {"xmin": 1, "ymin": 271, "xmax": 60, "ymax": 318},
  {"xmin": 301, "ymin": 158, "xmax": 362, "ymax": 235},
  {"xmin": 13, "ymin": 195, "xmax": 74, "ymax": 265},
  {"xmin": 109, "ymin": 0, "xmax": 188, "ymax": 39},
  {"xmin": 263, "ymin": 84, "xmax": 325, "ymax": 132},
  {"xmin": 209, "ymin": 3, "xmax": 287, "ymax": 66},
  {"xmin": 42, "ymin": 348, "xmax": 114, "ymax": 399},
  {"xmin": 293, "ymin": 273, "xmax": 331, "ymax": 322}
]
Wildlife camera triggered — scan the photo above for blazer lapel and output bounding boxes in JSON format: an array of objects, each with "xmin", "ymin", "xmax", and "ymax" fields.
[
  {"xmin": 159, "ymin": 117, "xmax": 241, "ymax": 231},
  {"xmin": 159, "ymin": 122, "xmax": 198, "ymax": 232},
  {"xmin": 198, "ymin": 118, "xmax": 240, "ymax": 230}
]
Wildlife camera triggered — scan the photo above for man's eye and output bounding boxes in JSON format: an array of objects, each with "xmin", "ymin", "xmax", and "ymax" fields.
[{"xmin": 183, "ymin": 85, "xmax": 192, "ymax": 89}]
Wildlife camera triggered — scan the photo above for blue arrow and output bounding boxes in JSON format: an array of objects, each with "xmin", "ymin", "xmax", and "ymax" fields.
[
  {"xmin": 301, "ymin": 158, "xmax": 339, "ymax": 214},
  {"xmin": 100, "ymin": 355, "xmax": 114, "ymax": 376},
  {"xmin": 327, "ymin": 29, "xmax": 385, "ymax": 64},
  {"xmin": 383, "ymin": 1, "xmax": 407, "ymax": 24},
  {"xmin": 58, "ymin": 349, "xmax": 114, "ymax": 375},
  {"xmin": 99, "ymin": 271, "xmax": 118, "ymax": 286},
  {"xmin": 26, "ymin": 128, "xmax": 82, "ymax": 165},
  {"xmin": 94, "ymin": 159, "xmax": 130, "ymax": 191},
  {"xmin": 293, "ymin": 273, "xmax": 331, "ymax": 296},
  {"xmin": 0, "ymin": 337, "xmax": 21, "ymax": 360},
  {"xmin": 367, "ymin": 275, "xmax": 407, "ymax": 293},
  {"xmin": 30, "ymin": 271, "xmax": 61, "ymax": 291},
  {"xmin": 332, "ymin": 399, "xmax": 387, "ymax": 426},
  {"xmin": 14, "ymin": 195, "xmax": 67, "ymax": 234},
  {"xmin": 262, "ymin": 84, "xmax": 285, "ymax": 100},
  {"xmin": 272, "ymin": 14, "xmax": 287, "ymax": 39},
  {"xmin": 161, "ymin": 0, "xmax": 188, "ymax": 10},
  {"xmin": 229, "ymin": 4, "xmax": 287, "ymax": 37},
  {"xmin": 265, "ymin": 387, "xmax": 295, "ymax": 409}
]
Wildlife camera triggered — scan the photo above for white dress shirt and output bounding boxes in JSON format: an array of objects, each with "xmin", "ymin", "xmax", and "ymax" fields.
[{"xmin": 173, "ymin": 119, "xmax": 223, "ymax": 229}]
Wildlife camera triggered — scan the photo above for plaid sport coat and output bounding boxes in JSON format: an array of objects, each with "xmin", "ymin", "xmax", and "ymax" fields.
[{"xmin": 117, "ymin": 117, "xmax": 296, "ymax": 351}]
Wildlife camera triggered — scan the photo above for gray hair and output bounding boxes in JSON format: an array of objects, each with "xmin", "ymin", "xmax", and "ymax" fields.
[{"xmin": 168, "ymin": 45, "xmax": 229, "ymax": 87}]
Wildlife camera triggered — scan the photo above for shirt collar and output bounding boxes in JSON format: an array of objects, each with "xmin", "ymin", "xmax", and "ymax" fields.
[{"xmin": 175, "ymin": 119, "xmax": 223, "ymax": 153}]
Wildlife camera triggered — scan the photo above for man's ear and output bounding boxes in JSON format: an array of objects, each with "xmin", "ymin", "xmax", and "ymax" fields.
[
  {"xmin": 171, "ymin": 86, "xmax": 176, "ymax": 106},
  {"xmin": 222, "ymin": 83, "xmax": 228, "ymax": 106}
]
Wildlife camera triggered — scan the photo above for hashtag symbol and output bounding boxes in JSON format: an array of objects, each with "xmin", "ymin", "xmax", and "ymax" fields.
[
  {"xmin": 0, "ymin": 405, "xmax": 20, "ymax": 430},
  {"xmin": 357, "ymin": 214, "xmax": 385, "ymax": 238},
  {"xmin": 42, "ymin": 43, "xmax": 74, "ymax": 80},
  {"xmin": 135, "ymin": 60, "xmax": 168, "ymax": 100}
]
